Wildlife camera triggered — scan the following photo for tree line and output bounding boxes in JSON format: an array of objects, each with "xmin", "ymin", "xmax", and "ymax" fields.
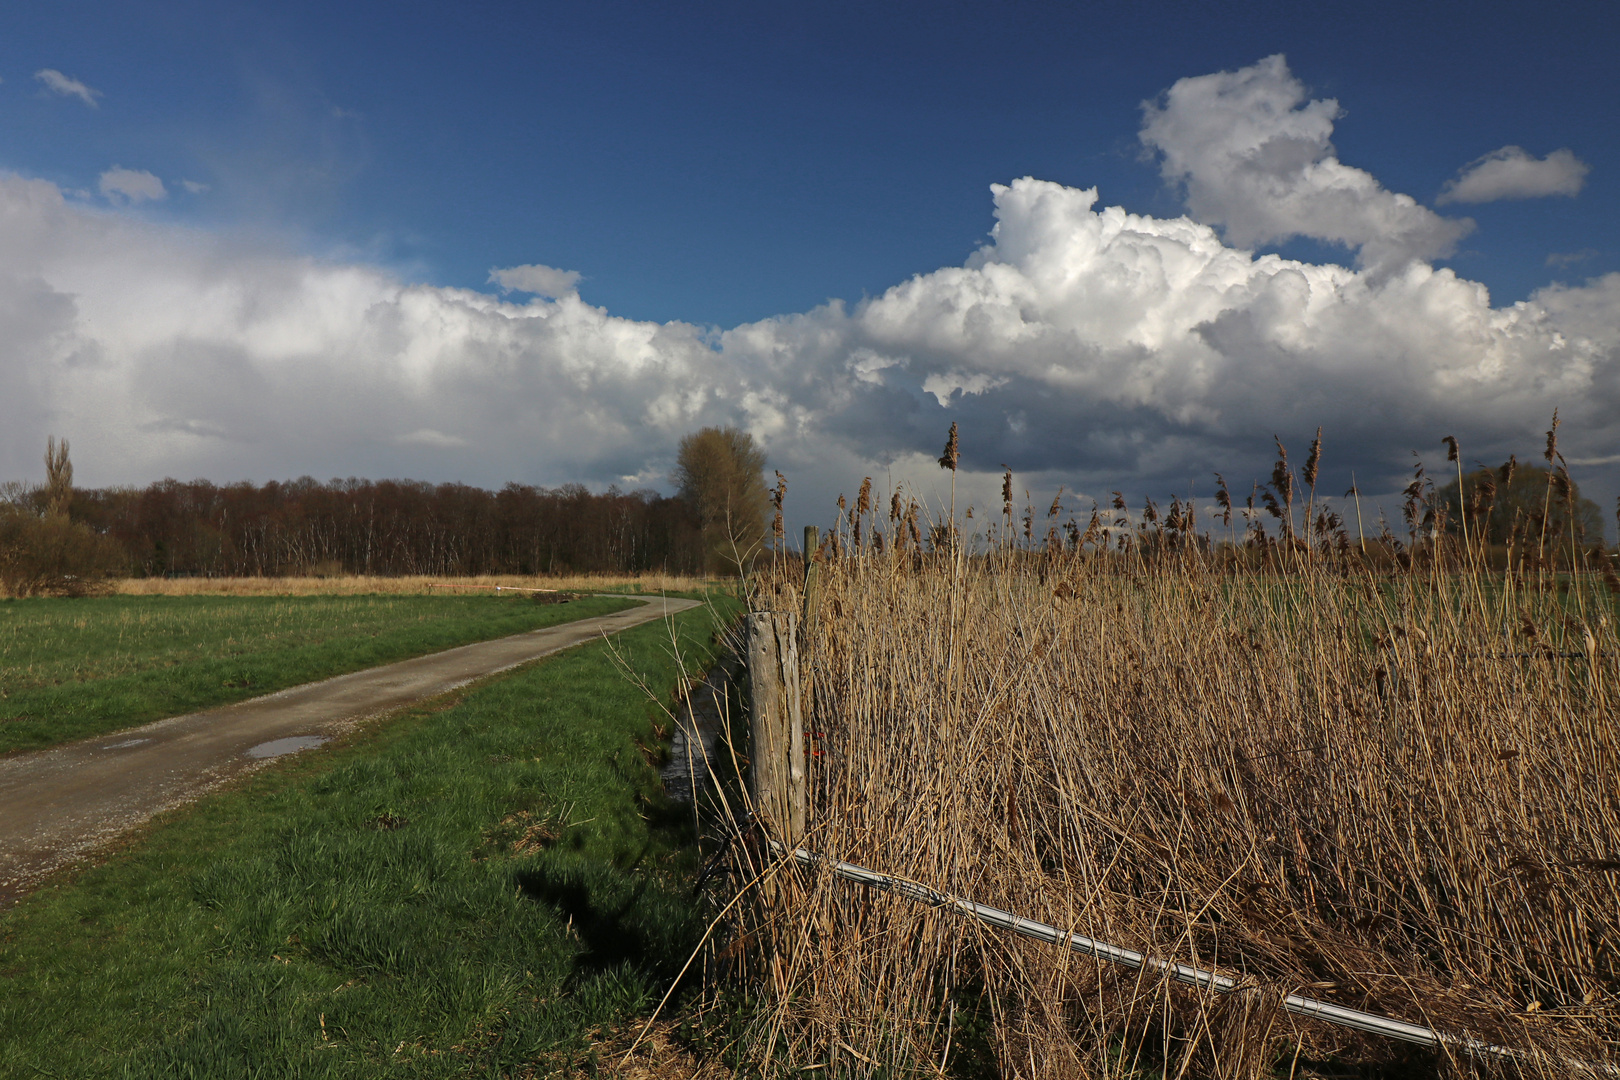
[
  {"xmin": 1, "ymin": 427, "xmax": 774, "ymax": 593},
  {"xmin": 76, "ymin": 477, "xmax": 709, "ymax": 578}
]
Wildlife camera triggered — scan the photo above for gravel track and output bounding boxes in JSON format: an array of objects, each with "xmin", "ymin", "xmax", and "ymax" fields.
[{"xmin": 0, "ymin": 594, "xmax": 701, "ymax": 906}]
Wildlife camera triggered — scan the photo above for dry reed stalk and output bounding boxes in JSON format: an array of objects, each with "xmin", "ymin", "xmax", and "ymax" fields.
[{"xmin": 715, "ymin": 493, "xmax": 1619, "ymax": 1078}]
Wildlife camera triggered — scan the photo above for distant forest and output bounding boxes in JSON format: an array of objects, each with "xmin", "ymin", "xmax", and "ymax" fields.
[{"xmin": 60, "ymin": 477, "xmax": 707, "ymax": 577}]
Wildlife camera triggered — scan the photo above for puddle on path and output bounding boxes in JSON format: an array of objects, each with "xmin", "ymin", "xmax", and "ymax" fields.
[
  {"xmin": 101, "ymin": 738, "xmax": 151, "ymax": 750},
  {"xmin": 246, "ymin": 735, "xmax": 328, "ymax": 759},
  {"xmin": 662, "ymin": 659, "xmax": 738, "ymax": 804}
]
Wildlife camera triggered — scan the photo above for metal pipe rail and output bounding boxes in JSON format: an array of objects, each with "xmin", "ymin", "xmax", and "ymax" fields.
[
  {"xmin": 424, "ymin": 582, "xmax": 562, "ymax": 593},
  {"xmin": 778, "ymin": 844, "xmax": 1615, "ymax": 1075}
]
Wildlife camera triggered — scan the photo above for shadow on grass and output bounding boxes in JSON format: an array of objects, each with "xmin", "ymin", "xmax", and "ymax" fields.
[{"xmin": 515, "ymin": 853, "xmax": 703, "ymax": 982}]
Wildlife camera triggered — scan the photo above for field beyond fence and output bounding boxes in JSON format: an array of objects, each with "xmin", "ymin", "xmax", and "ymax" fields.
[
  {"xmin": 110, "ymin": 572, "xmax": 714, "ymax": 597},
  {"xmin": 0, "ymin": 591, "xmax": 645, "ymax": 754},
  {"xmin": 717, "ymin": 518, "xmax": 1620, "ymax": 1078}
]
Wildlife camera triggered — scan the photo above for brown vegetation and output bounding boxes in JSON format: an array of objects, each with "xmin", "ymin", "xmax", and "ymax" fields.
[
  {"xmin": 64, "ymin": 476, "xmax": 707, "ymax": 578},
  {"xmin": 673, "ymin": 426, "xmax": 771, "ymax": 575},
  {"xmin": 0, "ymin": 438, "xmax": 126, "ymax": 596},
  {"xmin": 2, "ymin": 427, "xmax": 771, "ymax": 594},
  {"xmin": 716, "ymin": 435, "xmax": 1619, "ymax": 1078}
]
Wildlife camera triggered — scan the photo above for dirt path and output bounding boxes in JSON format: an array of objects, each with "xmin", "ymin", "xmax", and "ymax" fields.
[{"xmin": 0, "ymin": 594, "xmax": 701, "ymax": 906}]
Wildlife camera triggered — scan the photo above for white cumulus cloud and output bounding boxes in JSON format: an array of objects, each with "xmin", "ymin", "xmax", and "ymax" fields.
[
  {"xmin": 1438, "ymin": 146, "xmax": 1590, "ymax": 204},
  {"xmin": 0, "ymin": 56, "xmax": 1616, "ymax": 524},
  {"xmin": 1140, "ymin": 54, "xmax": 1472, "ymax": 269},
  {"xmin": 922, "ymin": 371, "xmax": 1010, "ymax": 407},
  {"xmin": 1547, "ymin": 248, "xmax": 1599, "ymax": 269},
  {"xmin": 0, "ymin": 173, "xmax": 725, "ymax": 491},
  {"xmin": 34, "ymin": 69, "xmax": 101, "ymax": 107},
  {"xmin": 488, "ymin": 263, "xmax": 582, "ymax": 298},
  {"xmin": 99, "ymin": 167, "xmax": 167, "ymax": 205},
  {"xmin": 398, "ymin": 429, "xmax": 469, "ymax": 448}
]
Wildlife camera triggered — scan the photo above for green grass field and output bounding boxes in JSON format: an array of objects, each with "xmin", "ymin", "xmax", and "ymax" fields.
[
  {"xmin": 0, "ymin": 593, "xmax": 641, "ymax": 755},
  {"xmin": 0, "ymin": 596, "xmax": 738, "ymax": 1077}
]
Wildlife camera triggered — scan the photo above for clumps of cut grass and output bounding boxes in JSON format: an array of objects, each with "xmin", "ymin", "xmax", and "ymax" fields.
[
  {"xmin": 717, "ymin": 432, "xmax": 1620, "ymax": 1078},
  {"xmin": 479, "ymin": 808, "xmax": 573, "ymax": 857}
]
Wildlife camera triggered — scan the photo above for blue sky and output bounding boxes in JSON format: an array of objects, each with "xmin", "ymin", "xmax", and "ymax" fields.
[
  {"xmin": 6, "ymin": 0, "xmax": 1614, "ymax": 324},
  {"xmin": 2, "ymin": 0, "xmax": 1617, "ymax": 531}
]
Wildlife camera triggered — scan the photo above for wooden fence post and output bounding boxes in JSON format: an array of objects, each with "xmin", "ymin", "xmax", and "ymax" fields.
[
  {"xmin": 746, "ymin": 610, "xmax": 805, "ymax": 843},
  {"xmin": 801, "ymin": 526, "xmax": 820, "ymax": 634}
]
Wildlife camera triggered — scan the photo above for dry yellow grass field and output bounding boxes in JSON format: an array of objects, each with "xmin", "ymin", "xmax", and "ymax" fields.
[{"xmin": 112, "ymin": 572, "xmax": 715, "ymax": 597}]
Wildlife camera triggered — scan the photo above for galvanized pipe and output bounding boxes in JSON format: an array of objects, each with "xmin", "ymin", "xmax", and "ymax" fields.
[{"xmin": 780, "ymin": 845, "xmax": 1613, "ymax": 1075}]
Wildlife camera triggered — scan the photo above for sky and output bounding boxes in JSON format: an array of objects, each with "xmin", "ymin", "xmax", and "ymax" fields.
[{"xmin": 2, "ymin": 0, "xmax": 1617, "ymax": 537}]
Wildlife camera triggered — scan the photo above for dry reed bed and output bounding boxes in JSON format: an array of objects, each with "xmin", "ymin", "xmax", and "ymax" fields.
[{"xmin": 728, "ymin": 546, "xmax": 1619, "ymax": 1078}]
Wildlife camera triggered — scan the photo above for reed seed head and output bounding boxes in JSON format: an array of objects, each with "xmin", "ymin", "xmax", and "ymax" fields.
[
  {"xmin": 938, "ymin": 421, "xmax": 960, "ymax": 471},
  {"xmin": 1269, "ymin": 436, "xmax": 1294, "ymax": 516},
  {"xmin": 1552, "ymin": 469, "xmax": 1572, "ymax": 503}
]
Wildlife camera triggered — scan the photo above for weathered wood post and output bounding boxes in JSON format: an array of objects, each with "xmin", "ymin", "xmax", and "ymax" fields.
[
  {"xmin": 798, "ymin": 525, "xmax": 820, "ymax": 824},
  {"xmin": 746, "ymin": 610, "xmax": 805, "ymax": 844},
  {"xmin": 801, "ymin": 526, "xmax": 820, "ymax": 635}
]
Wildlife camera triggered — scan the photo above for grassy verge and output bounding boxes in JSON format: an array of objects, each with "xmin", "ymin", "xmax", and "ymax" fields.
[
  {"xmin": 0, "ymin": 592, "xmax": 642, "ymax": 754},
  {"xmin": 0, "ymin": 595, "xmax": 739, "ymax": 1077}
]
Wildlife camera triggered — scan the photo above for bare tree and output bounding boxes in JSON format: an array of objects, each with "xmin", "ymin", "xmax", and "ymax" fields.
[
  {"xmin": 672, "ymin": 426, "xmax": 769, "ymax": 575},
  {"xmin": 0, "ymin": 436, "xmax": 124, "ymax": 596},
  {"xmin": 45, "ymin": 436, "xmax": 73, "ymax": 518}
]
